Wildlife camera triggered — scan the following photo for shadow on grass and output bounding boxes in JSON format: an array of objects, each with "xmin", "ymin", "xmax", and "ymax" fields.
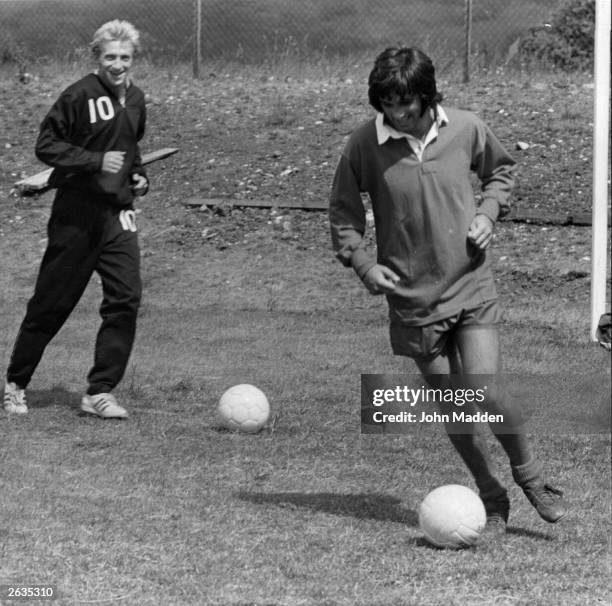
[
  {"xmin": 412, "ymin": 537, "xmax": 471, "ymax": 550},
  {"xmin": 413, "ymin": 525, "xmax": 554, "ymax": 551},
  {"xmin": 506, "ymin": 525, "xmax": 556, "ymax": 541},
  {"xmin": 237, "ymin": 490, "xmax": 418, "ymax": 525},
  {"xmin": 27, "ymin": 387, "xmax": 81, "ymax": 410}
]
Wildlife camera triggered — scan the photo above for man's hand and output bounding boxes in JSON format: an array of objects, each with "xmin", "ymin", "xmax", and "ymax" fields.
[
  {"xmin": 362, "ymin": 264, "xmax": 400, "ymax": 295},
  {"xmin": 102, "ymin": 150, "xmax": 126, "ymax": 174},
  {"xmin": 131, "ymin": 174, "xmax": 148, "ymax": 196},
  {"xmin": 467, "ymin": 214, "xmax": 495, "ymax": 250}
]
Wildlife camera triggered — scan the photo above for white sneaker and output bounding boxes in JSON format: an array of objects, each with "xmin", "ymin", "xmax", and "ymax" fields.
[
  {"xmin": 81, "ymin": 393, "xmax": 128, "ymax": 419},
  {"xmin": 4, "ymin": 382, "xmax": 28, "ymax": 414}
]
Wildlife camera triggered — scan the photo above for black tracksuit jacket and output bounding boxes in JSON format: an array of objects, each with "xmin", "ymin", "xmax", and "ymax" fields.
[{"xmin": 36, "ymin": 71, "xmax": 147, "ymax": 205}]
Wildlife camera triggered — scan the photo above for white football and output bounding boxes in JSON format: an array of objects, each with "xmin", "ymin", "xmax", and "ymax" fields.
[
  {"xmin": 418, "ymin": 484, "xmax": 486, "ymax": 548},
  {"xmin": 217, "ymin": 384, "xmax": 270, "ymax": 433}
]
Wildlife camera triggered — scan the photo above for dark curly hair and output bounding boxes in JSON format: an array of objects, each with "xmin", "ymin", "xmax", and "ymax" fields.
[{"xmin": 368, "ymin": 47, "xmax": 443, "ymax": 115}]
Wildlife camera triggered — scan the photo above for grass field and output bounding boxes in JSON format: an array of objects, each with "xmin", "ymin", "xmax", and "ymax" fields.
[{"xmin": 0, "ymin": 52, "xmax": 610, "ymax": 605}]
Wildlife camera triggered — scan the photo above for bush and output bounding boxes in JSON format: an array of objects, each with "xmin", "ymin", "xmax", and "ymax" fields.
[{"xmin": 519, "ymin": 0, "xmax": 595, "ymax": 70}]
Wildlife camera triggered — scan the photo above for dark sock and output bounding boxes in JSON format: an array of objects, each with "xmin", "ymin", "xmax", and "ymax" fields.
[
  {"xmin": 511, "ymin": 458, "xmax": 542, "ymax": 487},
  {"xmin": 495, "ymin": 432, "xmax": 534, "ymax": 467}
]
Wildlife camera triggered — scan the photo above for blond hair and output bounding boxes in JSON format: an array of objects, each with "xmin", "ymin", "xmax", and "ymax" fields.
[{"xmin": 91, "ymin": 20, "xmax": 141, "ymax": 57}]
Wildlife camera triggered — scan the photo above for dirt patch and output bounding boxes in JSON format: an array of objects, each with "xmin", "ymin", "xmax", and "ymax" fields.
[{"xmin": 0, "ymin": 65, "xmax": 607, "ymax": 310}]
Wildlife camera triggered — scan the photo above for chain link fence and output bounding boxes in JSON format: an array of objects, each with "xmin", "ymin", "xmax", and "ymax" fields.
[{"xmin": 1, "ymin": 0, "xmax": 567, "ymax": 69}]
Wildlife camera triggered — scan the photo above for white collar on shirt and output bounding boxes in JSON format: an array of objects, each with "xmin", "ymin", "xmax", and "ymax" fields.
[{"xmin": 375, "ymin": 105, "xmax": 449, "ymax": 150}]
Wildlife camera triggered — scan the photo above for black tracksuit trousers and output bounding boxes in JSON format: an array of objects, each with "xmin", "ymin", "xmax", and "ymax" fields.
[{"xmin": 7, "ymin": 188, "xmax": 142, "ymax": 395}]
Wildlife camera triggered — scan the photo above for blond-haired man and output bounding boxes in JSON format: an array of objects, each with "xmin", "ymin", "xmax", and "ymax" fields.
[{"xmin": 4, "ymin": 20, "xmax": 148, "ymax": 419}]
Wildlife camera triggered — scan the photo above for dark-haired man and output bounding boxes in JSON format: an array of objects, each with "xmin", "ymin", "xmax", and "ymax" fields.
[{"xmin": 329, "ymin": 47, "xmax": 567, "ymax": 537}]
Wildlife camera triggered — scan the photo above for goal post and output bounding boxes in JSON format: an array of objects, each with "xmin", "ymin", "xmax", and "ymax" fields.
[{"xmin": 590, "ymin": 0, "xmax": 611, "ymax": 341}]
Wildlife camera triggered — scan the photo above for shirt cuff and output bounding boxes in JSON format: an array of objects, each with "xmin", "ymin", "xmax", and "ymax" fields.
[
  {"xmin": 477, "ymin": 198, "xmax": 500, "ymax": 223},
  {"xmin": 350, "ymin": 249, "xmax": 376, "ymax": 280}
]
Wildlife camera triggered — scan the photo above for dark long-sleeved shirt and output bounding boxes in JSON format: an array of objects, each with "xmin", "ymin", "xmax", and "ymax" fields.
[
  {"xmin": 35, "ymin": 72, "xmax": 147, "ymax": 206},
  {"xmin": 329, "ymin": 106, "xmax": 515, "ymax": 325}
]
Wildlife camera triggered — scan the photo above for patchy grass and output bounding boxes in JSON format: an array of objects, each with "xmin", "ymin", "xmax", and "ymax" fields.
[
  {"xmin": 0, "ymin": 56, "xmax": 610, "ymax": 605},
  {"xmin": 0, "ymin": 293, "xmax": 609, "ymax": 604},
  {"xmin": 0, "ymin": 58, "xmax": 598, "ymax": 218}
]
